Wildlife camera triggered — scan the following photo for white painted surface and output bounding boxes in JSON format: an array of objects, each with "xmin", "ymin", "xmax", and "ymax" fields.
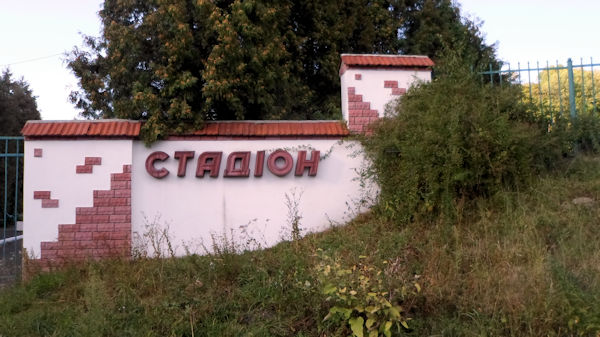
[
  {"xmin": 23, "ymin": 140, "xmax": 132, "ymax": 258},
  {"xmin": 340, "ymin": 67, "xmax": 431, "ymax": 121},
  {"xmin": 131, "ymin": 139, "xmax": 373, "ymax": 255},
  {"xmin": 23, "ymin": 137, "xmax": 375, "ymax": 257}
]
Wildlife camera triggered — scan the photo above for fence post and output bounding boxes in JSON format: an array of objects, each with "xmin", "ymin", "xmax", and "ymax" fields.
[{"xmin": 567, "ymin": 58, "xmax": 577, "ymax": 119}]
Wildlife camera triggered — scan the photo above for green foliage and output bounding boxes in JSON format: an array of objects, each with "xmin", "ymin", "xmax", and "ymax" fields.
[
  {"xmin": 315, "ymin": 250, "xmax": 419, "ymax": 336},
  {"xmin": 68, "ymin": 0, "xmax": 499, "ymax": 143},
  {"xmin": 364, "ymin": 52, "xmax": 561, "ymax": 223},
  {"xmin": 522, "ymin": 66, "xmax": 600, "ymax": 120},
  {"xmin": 0, "ymin": 69, "xmax": 40, "ymax": 135},
  {"xmin": 2, "ymin": 160, "xmax": 600, "ymax": 336},
  {"xmin": 0, "ymin": 69, "xmax": 39, "ymax": 221}
]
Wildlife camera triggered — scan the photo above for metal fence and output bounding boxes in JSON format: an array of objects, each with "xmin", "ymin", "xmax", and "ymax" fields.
[
  {"xmin": 480, "ymin": 58, "xmax": 600, "ymax": 122},
  {"xmin": 0, "ymin": 136, "xmax": 24, "ymax": 287}
]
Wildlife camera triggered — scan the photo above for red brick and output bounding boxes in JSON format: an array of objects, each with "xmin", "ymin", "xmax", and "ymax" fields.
[
  {"xmin": 125, "ymin": 215, "xmax": 131, "ymax": 222},
  {"xmin": 384, "ymin": 80, "xmax": 398, "ymax": 88},
  {"xmin": 348, "ymin": 94, "xmax": 363, "ymax": 102},
  {"xmin": 85, "ymin": 157, "xmax": 102, "ymax": 165},
  {"xmin": 75, "ymin": 232, "xmax": 93, "ymax": 240},
  {"xmin": 94, "ymin": 249, "xmax": 111, "ymax": 257},
  {"xmin": 114, "ymin": 189, "xmax": 130, "ymax": 198},
  {"xmin": 76, "ymin": 207, "xmax": 97, "ymax": 215},
  {"xmin": 42, "ymin": 249, "xmax": 58, "ymax": 258},
  {"xmin": 114, "ymin": 223, "xmax": 131, "ymax": 231},
  {"xmin": 108, "ymin": 240, "xmax": 129, "ymax": 248},
  {"xmin": 79, "ymin": 224, "xmax": 98, "ymax": 232},
  {"xmin": 57, "ymin": 249, "xmax": 76, "ymax": 258},
  {"xmin": 34, "ymin": 148, "xmax": 43, "ymax": 157},
  {"xmin": 75, "ymin": 249, "xmax": 93, "ymax": 256},
  {"xmin": 109, "ymin": 214, "xmax": 128, "ymax": 223},
  {"xmin": 77, "ymin": 241, "xmax": 96, "ymax": 249},
  {"xmin": 76, "ymin": 165, "xmax": 93, "ymax": 174},
  {"xmin": 96, "ymin": 207, "xmax": 114, "ymax": 215},
  {"xmin": 60, "ymin": 241, "xmax": 78, "ymax": 248},
  {"xmin": 76, "ymin": 215, "xmax": 93, "ymax": 224},
  {"xmin": 123, "ymin": 165, "xmax": 132, "ymax": 173},
  {"xmin": 114, "ymin": 206, "xmax": 130, "ymax": 215},
  {"xmin": 41, "ymin": 199, "xmax": 59, "ymax": 208},
  {"xmin": 111, "ymin": 173, "xmax": 131, "ymax": 181},
  {"xmin": 33, "ymin": 191, "xmax": 51, "ymax": 199},
  {"xmin": 355, "ymin": 73, "xmax": 362, "ymax": 80},
  {"xmin": 347, "ymin": 87, "xmax": 355, "ymax": 95},
  {"xmin": 92, "ymin": 232, "xmax": 110, "ymax": 240},
  {"xmin": 92, "ymin": 215, "xmax": 110, "ymax": 223},
  {"xmin": 97, "ymin": 223, "xmax": 115, "ymax": 231},
  {"xmin": 58, "ymin": 224, "xmax": 78, "ymax": 233},
  {"xmin": 110, "ymin": 198, "xmax": 128, "ymax": 206},
  {"xmin": 392, "ymin": 87, "xmax": 406, "ymax": 95},
  {"xmin": 110, "ymin": 231, "xmax": 129, "ymax": 240},
  {"xmin": 111, "ymin": 181, "xmax": 128, "ymax": 190},
  {"xmin": 41, "ymin": 242, "xmax": 59, "ymax": 250},
  {"xmin": 356, "ymin": 117, "xmax": 369, "ymax": 124},
  {"xmin": 94, "ymin": 190, "xmax": 114, "ymax": 198},
  {"xmin": 94, "ymin": 198, "xmax": 111, "ymax": 207}
]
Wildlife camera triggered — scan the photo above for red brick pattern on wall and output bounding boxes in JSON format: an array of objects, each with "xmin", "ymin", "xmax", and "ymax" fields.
[
  {"xmin": 392, "ymin": 87, "xmax": 407, "ymax": 95},
  {"xmin": 76, "ymin": 156, "xmax": 102, "ymax": 174},
  {"xmin": 384, "ymin": 80, "xmax": 398, "ymax": 88},
  {"xmin": 35, "ymin": 164, "xmax": 132, "ymax": 270},
  {"xmin": 354, "ymin": 73, "xmax": 362, "ymax": 80},
  {"xmin": 34, "ymin": 148, "xmax": 42, "ymax": 157},
  {"xmin": 347, "ymin": 87, "xmax": 379, "ymax": 134},
  {"xmin": 385, "ymin": 80, "xmax": 407, "ymax": 96},
  {"xmin": 33, "ymin": 191, "xmax": 59, "ymax": 208}
]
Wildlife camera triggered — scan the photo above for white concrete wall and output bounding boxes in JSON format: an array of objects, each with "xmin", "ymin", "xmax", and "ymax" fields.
[
  {"xmin": 23, "ymin": 140, "xmax": 133, "ymax": 258},
  {"xmin": 341, "ymin": 67, "xmax": 431, "ymax": 121},
  {"xmin": 23, "ymin": 138, "xmax": 375, "ymax": 257},
  {"xmin": 131, "ymin": 139, "xmax": 372, "ymax": 255}
]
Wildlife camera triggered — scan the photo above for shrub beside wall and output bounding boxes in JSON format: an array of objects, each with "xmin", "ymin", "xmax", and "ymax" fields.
[{"xmin": 363, "ymin": 55, "xmax": 566, "ymax": 224}]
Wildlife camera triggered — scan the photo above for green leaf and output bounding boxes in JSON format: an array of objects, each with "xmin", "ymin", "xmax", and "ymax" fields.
[
  {"xmin": 388, "ymin": 306, "xmax": 401, "ymax": 318},
  {"xmin": 414, "ymin": 282, "xmax": 421, "ymax": 293},
  {"xmin": 365, "ymin": 318, "xmax": 375, "ymax": 329},
  {"xmin": 323, "ymin": 283, "xmax": 337, "ymax": 295},
  {"xmin": 382, "ymin": 321, "xmax": 392, "ymax": 337},
  {"xmin": 400, "ymin": 321, "xmax": 409, "ymax": 329},
  {"xmin": 349, "ymin": 317, "xmax": 365, "ymax": 337}
]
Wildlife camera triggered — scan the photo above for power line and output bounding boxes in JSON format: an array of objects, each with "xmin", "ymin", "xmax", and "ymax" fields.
[{"xmin": 0, "ymin": 53, "xmax": 64, "ymax": 67}]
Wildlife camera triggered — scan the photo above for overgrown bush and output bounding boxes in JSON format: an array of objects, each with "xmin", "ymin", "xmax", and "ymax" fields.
[{"xmin": 363, "ymin": 53, "xmax": 564, "ymax": 224}]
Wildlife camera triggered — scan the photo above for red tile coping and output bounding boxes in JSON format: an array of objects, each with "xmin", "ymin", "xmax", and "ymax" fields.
[
  {"xmin": 341, "ymin": 54, "xmax": 434, "ymax": 68},
  {"xmin": 22, "ymin": 120, "xmax": 349, "ymax": 139}
]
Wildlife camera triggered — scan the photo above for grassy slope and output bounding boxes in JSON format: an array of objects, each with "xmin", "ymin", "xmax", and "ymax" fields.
[{"xmin": 1, "ymin": 156, "xmax": 600, "ymax": 337}]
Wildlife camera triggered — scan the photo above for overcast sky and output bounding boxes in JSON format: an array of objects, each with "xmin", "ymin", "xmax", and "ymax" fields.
[{"xmin": 1, "ymin": 0, "xmax": 599, "ymax": 120}]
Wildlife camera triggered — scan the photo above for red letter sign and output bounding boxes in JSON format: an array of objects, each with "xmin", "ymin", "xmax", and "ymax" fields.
[
  {"xmin": 196, "ymin": 152, "xmax": 222, "ymax": 178},
  {"xmin": 295, "ymin": 150, "xmax": 320, "ymax": 176},
  {"xmin": 224, "ymin": 151, "xmax": 251, "ymax": 177},
  {"xmin": 174, "ymin": 151, "xmax": 195, "ymax": 177},
  {"xmin": 146, "ymin": 151, "xmax": 170, "ymax": 179},
  {"xmin": 267, "ymin": 150, "xmax": 293, "ymax": 177}
]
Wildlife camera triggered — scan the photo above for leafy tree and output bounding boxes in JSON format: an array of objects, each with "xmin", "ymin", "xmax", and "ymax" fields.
[
  {"xmin": 0, "ymin": 69, "xmax": 40, "ymax": 222},
  {"xmin": 0, "ymin": 69, "xmax": 41, "ymax": 135},
  {"xmin": 522, "ymin": 67, "xmax": 600, "ymax": 121},
  {"xmin": 68, "ymin": 0, "xmax": 499, "ymax": 143}
]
